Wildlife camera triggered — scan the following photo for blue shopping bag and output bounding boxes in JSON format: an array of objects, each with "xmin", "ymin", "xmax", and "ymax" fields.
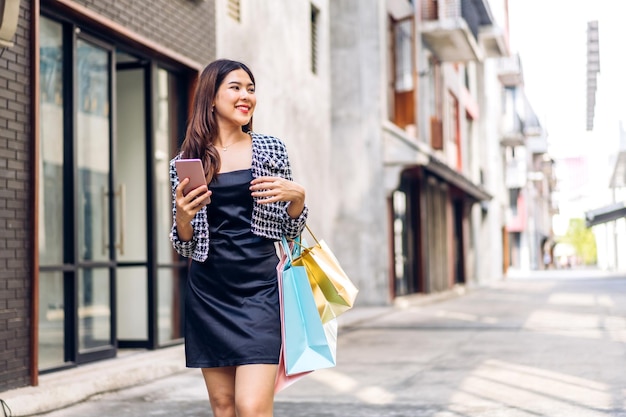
[
  {"xmin": 275, "ymin": 239, "xmax": 312, "ymax": 393},
  {"xmin": 280, "ymin": 237, "xmax": 336, "ymax": 376}
]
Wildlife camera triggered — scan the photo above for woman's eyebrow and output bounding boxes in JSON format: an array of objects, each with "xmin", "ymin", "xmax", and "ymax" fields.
[{"xmin": 227, "ymin": 80, "xmax": 254, "ymax": 87}]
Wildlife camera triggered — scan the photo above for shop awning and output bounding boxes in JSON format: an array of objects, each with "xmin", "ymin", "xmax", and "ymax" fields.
[
  {"xmin": 585, "ymin": 201, "xmax": 626, "ymax": 227},
  {"xmin": 423, "ymin": 156, "xmax": 492, "ymax": 202}
]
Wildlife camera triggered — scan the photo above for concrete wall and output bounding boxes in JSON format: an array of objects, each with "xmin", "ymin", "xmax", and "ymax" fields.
[
  {"xmin": 216, "ymin": 0, "xmax": 333, "ymax": 236},
  {"xmin": 329, "ymin": 0, "xmax": 389, "ymax": 305},
  {"xmin": 474, "ymin": 58, "xmax": 507, "ymax": 284}
]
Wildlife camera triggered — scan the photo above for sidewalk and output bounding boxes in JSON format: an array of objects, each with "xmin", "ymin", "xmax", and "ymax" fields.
[
  {"xmin": 0, "ymin": 281, "xmax": 519, "ymax": 416},
  {"xmin": 5, "ymin": 270, "xmax": 625, "ymax": 417},
  {"xmin": 0, "ymin": 304, "xmax": 403, "ymax": 417}
]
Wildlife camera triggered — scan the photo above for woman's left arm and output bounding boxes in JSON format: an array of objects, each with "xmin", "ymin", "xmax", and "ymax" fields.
[
  {"xmin": 249, "ymin": 137, "xmax": 308, "ymax": 237},
  {"xmin": 249, "ymin": 175, "xmax": 306, "ymax": 218}
]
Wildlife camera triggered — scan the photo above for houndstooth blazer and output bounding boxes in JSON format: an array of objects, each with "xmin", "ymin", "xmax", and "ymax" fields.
[{"xmin": 169, "ymin": 132, "xmax": 309, "ymax": 262}]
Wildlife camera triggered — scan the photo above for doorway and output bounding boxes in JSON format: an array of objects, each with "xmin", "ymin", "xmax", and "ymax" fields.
[{"xmin": 453, "ymin": 200, "xmax": 465, "ymax": 284}]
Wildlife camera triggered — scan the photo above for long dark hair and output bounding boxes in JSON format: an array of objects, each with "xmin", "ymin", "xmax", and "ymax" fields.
[{"xmin": 181, "ymin": 59, "xmax": 255, "ymax": 181}]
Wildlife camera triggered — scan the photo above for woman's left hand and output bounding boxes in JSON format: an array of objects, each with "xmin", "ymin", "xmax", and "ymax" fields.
[{"xmin": 250, "ymin": 176, "xmax": 305, "ymax": 217}]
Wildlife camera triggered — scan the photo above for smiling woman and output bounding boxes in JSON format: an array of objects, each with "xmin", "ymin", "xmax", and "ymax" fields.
[{"xmin": 168, "ymin": 59, "xmax": 308, "ymax": 417}]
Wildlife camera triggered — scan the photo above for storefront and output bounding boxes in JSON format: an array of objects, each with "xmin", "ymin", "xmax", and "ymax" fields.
[
  {"xmin": 0, "ymin": 0, "xmax": 214, "ymax": 389},
  {"xmin": 390, "ymin": 157, "xmax": 491, "ymax": 298},
  {"xmin": 36, "ymin": 1, "xmax": 207, "ymax": 372}
]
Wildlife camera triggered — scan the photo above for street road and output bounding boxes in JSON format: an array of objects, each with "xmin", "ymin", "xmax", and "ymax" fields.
[{"xmin": 37, "ymin": 270, "xmax": 626, "ymax": 417}]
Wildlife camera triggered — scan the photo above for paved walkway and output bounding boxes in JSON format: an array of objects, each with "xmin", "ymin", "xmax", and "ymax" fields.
[{"xmin": 3, "ymin": 269, "xmax": 626, "ymax": 416}]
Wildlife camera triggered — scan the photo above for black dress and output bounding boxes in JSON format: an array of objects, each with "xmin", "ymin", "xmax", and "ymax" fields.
[{"xmin": 185, "ymin": 169, "xmax": 281, "ymax": 368}]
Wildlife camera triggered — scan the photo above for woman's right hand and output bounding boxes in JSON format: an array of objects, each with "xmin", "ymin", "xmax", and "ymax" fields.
[{"xmin": 175, "ymin": 178, "xmax": 211, "ymax": 239}]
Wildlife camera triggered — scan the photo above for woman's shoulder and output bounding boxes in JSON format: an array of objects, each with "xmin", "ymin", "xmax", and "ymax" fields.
[{"xmin": 250, "ymin": 132, "xmax": 287, "ymax": 151}]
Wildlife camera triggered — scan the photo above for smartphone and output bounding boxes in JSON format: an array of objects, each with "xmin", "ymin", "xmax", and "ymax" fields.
[{"xmin": 175, "ymin": 159, "xmax": 209, "ymax": 201}]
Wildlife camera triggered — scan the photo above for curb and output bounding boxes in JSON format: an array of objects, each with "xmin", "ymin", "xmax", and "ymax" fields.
[{"xmin": 1, "ymin": 345, "xmax": 187, "ymax": 416}]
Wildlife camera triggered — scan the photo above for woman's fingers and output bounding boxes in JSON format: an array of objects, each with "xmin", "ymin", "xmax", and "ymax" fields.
[
  {"xmin": 249, "ymin": 176, "xmax": 304, "ymax": 204},
  {"xmin": 176, "ymin": 180, "xmax": 211, "ymax": 223},
  {"xmin": 176, "ymin": 177, "xmax": 190, "ymax": 198}
]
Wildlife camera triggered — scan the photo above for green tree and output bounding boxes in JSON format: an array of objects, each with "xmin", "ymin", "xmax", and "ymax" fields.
[{"xmin": 561, "ymin": 218, "xmax": 597, "ymax": 265}]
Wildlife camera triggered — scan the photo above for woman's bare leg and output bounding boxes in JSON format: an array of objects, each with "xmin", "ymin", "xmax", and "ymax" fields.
[
  {"xmin": 234, "ymin": 364, "xmax": 278, "ymax": 417},
  {"xmin": 202, "ymin": 367, "xmax": 237, "ymax": 417}
]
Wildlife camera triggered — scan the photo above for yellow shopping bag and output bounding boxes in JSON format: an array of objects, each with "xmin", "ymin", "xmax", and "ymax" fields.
[{"xmin": 292, "ymin": 225, "xmax": 359, "ymax": 323}]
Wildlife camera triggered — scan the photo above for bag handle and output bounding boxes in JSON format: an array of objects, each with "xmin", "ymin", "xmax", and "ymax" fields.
[
  {"xmin": 280, "ymin": 235, "xmax": 302, "ymax": 264},
  {"xmin": 304, "ymin": 224, "xmax": 320, "ymax": 245},
  {"xmin": 288, "ymin": 224, "xmax": 320, "ymax": 250}
]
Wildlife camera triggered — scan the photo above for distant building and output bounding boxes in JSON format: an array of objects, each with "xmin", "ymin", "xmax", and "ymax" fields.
[{"xmin": 586, "ymin": 123, "xmax": 626, "ymax": 270}]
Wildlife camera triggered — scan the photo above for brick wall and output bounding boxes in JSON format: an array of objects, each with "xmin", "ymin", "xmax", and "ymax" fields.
[
  {"xmin": 70, "ymin": 0, "xmax": 216, "ymax": 66},
  {"xmin": 0, "ymin": 1, "xmax": 33, "ymax": 391}
]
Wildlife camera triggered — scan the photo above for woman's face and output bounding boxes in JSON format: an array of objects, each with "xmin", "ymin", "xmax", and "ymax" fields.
[{"xmin": 213, "ymin": 68, "xmax": 256, "ymax": 129}]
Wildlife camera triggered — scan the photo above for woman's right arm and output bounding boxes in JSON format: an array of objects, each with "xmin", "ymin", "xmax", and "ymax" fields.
[
  {"xmin": 169, "ymin": 156, "xmax": 212, "ymax": 251},
  {"xmin": 169, "ymin": 157, "xmax": 200, "ymax": 256}
]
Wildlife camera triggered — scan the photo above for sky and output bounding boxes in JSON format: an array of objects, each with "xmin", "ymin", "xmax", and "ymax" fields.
[
  {"xmin": 506, "ymin": 1, "xmax": 626, "ymax": 234},
  {"xmin": 507, "ymin": 0, "xmax": 626, "ymax": 156}
]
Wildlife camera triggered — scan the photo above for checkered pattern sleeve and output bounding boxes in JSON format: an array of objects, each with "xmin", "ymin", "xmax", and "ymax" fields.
[{"xmin": 250, "ymin": 133, "xmax": 308, "ymax": 240}]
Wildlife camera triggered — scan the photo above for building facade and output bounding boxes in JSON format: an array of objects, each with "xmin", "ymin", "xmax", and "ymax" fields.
[
  {"xmin": 1, "ymin": 0, "xmax": 554, "ymax": 392},
  {"xmin": 341, "ymin": 0, "xmax": 512, "ymax": 300},
  {"xmin": 498, "ymin": 54, "xmax": 555, "ymax": 271}
]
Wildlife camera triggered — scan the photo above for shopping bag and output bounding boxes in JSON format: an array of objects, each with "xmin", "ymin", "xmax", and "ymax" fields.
[
  {"xmin": 292, "ymin": 225, "xmax": 359, "ymax": 323},
  {"xmin": 280, "ymin": 236, "xmax": 337, "ymax": 375},
  {"xmin": 275, "ymin": 239, "xmax": 312, "ymax": 393}
]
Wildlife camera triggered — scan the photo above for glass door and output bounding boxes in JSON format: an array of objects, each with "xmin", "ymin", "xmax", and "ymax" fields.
[
  {"xmin": 75, "ymin": 37, "xmax": 116, "ymax": 361},
  {"xmin": 115, "ymin": 58, "xmax": 150, "ymax": 347}
]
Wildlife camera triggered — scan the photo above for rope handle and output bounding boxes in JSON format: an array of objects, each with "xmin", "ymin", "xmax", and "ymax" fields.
[
  {"xmin": 288, "ymin": 224, "xmax": 320, "ymax": 250},
  {"xmin": 304, "ymin": 224, "xmax": 320, "ymax": 245}
]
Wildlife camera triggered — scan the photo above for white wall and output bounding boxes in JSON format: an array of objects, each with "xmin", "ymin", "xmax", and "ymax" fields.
[
  {"xmin": 216, "ymin": 0, "xmax": 333, "ymax": 239},
  {"xmin": 328, "ymin": 0, "xmax": 389, "ymax": 304},
  {"xmin": 474, "ymin": 58, "xmax": 507, "ymax": 283}
]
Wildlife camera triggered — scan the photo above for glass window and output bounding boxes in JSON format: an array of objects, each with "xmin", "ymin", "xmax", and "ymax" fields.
[
  {"xmin": 116, "ymin": 267, "xmax": 148, "ymax": 340},
  {"xmin": 390, "ymin": 18, "xmax": 415, "ymax": 128},
  {"xmin": 78, "ymin": 268, "xmax": 111, "ymax": 351},
  {"xmin": 158, "ymin": 268, "xmax": 183, "ymax": 343},
  {"xmin": 394, "ymin": 19, "xmax": 413, "ymax": 92},
  {"xmin": 155, "ymin": 68, "xmax": 176, "ymax": 266},
  {"xmin": 38, "ymin": 271, "xmax": 65, "ymax": 369},
  {"xmin": 116, "ymin": 66, "xmax": 147, "ymax": 262},
  {"xmin": 155, "ymin": 68, "xmax": 184, "ymax": 344},
  {"xmin": 39, "ymin": 17, "xmax": 64, "ymax": 266},
  {"xmin": 76, "ymin": 39, "xmax": 111, "ymax": 262}
]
